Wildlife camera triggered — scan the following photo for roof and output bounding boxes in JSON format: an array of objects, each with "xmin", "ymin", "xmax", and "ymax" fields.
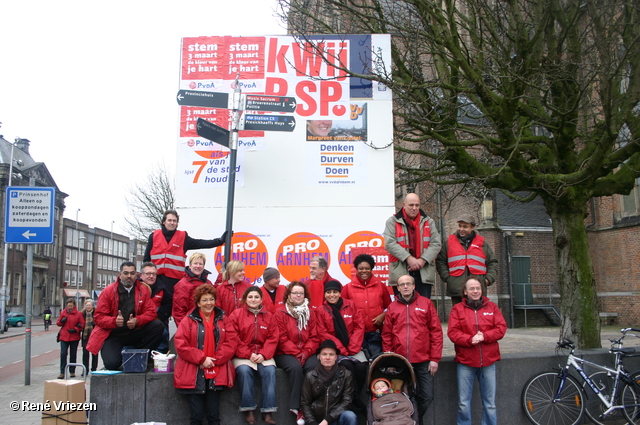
[{"xmin": 495, "ymin": 190, "xmax": 552, "ymax": 228}]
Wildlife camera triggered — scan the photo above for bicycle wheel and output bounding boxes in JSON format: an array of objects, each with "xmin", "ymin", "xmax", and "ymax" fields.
[
  {"xmin": 622, "ymin": 377, "xmax": 640, "ymax": 425},
  {"xmin": 583, "ymin": 371, "xmax": 626, "ymax": 424},
  {"xmin": 522, "ymin": 371, "xmax": 585, "ymax": 425}
]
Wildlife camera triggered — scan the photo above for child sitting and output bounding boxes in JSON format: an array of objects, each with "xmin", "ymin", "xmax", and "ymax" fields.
[{"xmin": 370, "ymin": 378, "xmax": 416, "ymax": 425}]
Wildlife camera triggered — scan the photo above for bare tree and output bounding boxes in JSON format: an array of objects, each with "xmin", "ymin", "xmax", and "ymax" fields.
[
  {"xmin": 124, "ymin": 162, "xmax": 175, "ymax": 240},
  {"xmin": 279, "ymin": 0, "xmax": 640, "ymax": 348}
]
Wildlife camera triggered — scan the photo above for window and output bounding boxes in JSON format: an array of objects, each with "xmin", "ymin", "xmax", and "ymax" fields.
[
  {"xmin": 65, "ymin": 249, "xmax": 72, "ymax": 265},
  {"xmin": 622, "ymin": 178, "xmax": 640, "ymax": 215}
]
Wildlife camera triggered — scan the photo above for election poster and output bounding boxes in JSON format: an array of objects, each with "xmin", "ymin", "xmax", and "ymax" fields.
[{"xmin": 176, "ymin": 34, "xmax": 395, "ymax": 284}]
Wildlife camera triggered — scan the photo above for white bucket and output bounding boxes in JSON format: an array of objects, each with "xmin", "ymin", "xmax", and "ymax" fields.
[{"xmin": 151, "ymin": 351, "xmax": 176, "ymax": 373}]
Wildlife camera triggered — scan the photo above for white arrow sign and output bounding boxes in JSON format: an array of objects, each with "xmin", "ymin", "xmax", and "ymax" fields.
[{"xmin": 22, "ymin": 230, "xmax": 37, "ymax": 239}]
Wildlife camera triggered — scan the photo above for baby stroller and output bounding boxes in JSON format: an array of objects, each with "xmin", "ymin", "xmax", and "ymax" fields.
[{"xmin": 366, "ymin": 352, "xmax": 419, "ymax": 425}]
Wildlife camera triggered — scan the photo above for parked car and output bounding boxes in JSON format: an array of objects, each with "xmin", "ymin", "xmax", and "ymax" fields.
[{"xmin": 4, "ymin": 312, "xmax": 26, "ymax": 331}]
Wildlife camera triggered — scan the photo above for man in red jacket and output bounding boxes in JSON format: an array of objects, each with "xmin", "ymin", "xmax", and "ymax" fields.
[
  {"xmin": 382, "ymin": 274, "xmax": 442, "ymax": 425},
  {"xmin": 86, "ymin": 262, "xmax": 165, "ymax": 370},
  {"xmin": 307, "ymin": 255, "xmax": 333, "ymax": 309},
  {"xmin": 447, "ymin": 278, "xmax": 507, "ymax": 425}
]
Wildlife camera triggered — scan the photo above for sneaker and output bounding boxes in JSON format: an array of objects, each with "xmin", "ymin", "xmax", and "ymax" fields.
[{"xmin": 296, "ymin": 411, "xmax": 305, "ymax": 425}]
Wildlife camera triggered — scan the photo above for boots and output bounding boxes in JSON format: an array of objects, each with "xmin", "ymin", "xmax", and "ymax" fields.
[
  {"xmin": 262, "ymin": 412, "xmax": 276, "ymax": 424},
  {"xmin": 244, "ymin": 410, "xmax": 256, "ymax": 425}
]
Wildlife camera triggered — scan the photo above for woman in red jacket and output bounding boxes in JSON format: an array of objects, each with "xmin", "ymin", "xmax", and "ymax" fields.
[
  {"xmin": 317, "ymin": 279, "xmax": 368, "ymax": 408},
  {"xmin": 56, "ymin": 298, "xmax": 85, "ymax": 379},
  {"xmin": 216, "ymin": 260, "xmax": 251, "ymax": 314},
  {"xmin": 229, "ymin": 286, "xmax": 278, "ymax": 425},
  {"xmin": 174, "ymin": 284, "xmax": 238, "ymax": 425},
  {"xmin": 342, "ymin": 254, "xmax": 392, "ymax": 360},
  {"xmin": 274, "ymin": 281, "xmax": 320, "ymax": 425},
  {"xmin": 172, "ymin": 252, "xmax": 214, "ymax": 327}
]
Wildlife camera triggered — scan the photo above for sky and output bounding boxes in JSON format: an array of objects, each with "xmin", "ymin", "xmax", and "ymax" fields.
[{"xmin": 0, "ymin": 0, "xmax": 285, "ymax": 235}]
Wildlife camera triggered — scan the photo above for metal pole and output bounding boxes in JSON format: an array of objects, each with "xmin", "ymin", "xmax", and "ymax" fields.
[
  {"xmin": 1, "ymin": 139, "xmax": 16, "ymax": 334},
  {"xmin": 222, "ymin": 74, "xmax": 242, "ymax": 266},
  {"xmin": 25, "ymin": 177, "xmax": 35, "ymax": 385},
  {"xmin": 75, "ymin": 209, "xmax": 80, "ymax": 307}
]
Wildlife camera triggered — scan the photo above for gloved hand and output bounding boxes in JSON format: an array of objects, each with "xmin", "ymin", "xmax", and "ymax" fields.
[
  {"xmin": 220, "ymin": 230, "xmax": 234, "ymax": 242},
  {"xmin": 60, "ymin": 317, "xmax": 67, "ymax": 324},
  {"xmin": 67, "ymin": 328, "xmax": 77, "ymax": 334}
]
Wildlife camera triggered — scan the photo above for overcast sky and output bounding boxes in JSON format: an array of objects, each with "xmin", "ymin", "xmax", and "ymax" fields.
[{"xmin": 0, "ymin": 0, "xmax": 285, "ymax": 235}]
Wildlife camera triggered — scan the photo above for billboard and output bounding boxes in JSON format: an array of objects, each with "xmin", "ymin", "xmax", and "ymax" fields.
[{"xmin": 176, "ymin": 34, "xmax": 395, "ymax": 285}]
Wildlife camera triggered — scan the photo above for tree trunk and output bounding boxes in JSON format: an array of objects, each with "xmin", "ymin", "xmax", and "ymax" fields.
[{"xmin": 546, "ymin": 199, "xmax": 601, "ymax": 349}]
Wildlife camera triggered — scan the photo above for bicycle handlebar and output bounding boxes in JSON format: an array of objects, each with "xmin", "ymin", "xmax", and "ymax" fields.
[
  {"xmin": 621, "ymin": 328, "xmax": 640, "ymax": 334},
  {"xmin": 557, "ymin": 338, "xmax": 575, "ymax": 349}
]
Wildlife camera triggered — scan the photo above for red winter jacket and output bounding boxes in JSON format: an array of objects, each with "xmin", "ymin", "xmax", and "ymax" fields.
[
  {"xmin": 307, "ymin": 272, "xmax": 333, "ymax": 310},
  {"xmin": 260, "ymin": 285, "xmax": 287, "ymax": 314},
  {"xmin": 342, "ymin": 275, "xmax": 391, "ymax": 333},
  {"xmin": 228, "ymin": 304, "xmax": 279, "ymax": 360},
  {"xmin": 174, "ymin": 306, "xmax": 237, "ymax": 390},
  {"xmin": 86, "ymin": 279, "xmax": 157, "ymax": 355},
  {"xmin": 382, "ymin": 293, "xmax": 443, "ymax": 364},
  {"xmin": 447, "ymin": 297, "xmax": 507, "ymax": 368},
  {"xmin": 274, "ymin": 306, "xmax": 321, "ymax": 360},
  {"xmin": 317, "ymin": 298, "xmax": 365, "ymax": 356},
  {"xmin": 216, "ymin": 280, "xmax": 252, "ymax": 315},
  {"xmin": 172, "ymin": 270, "xmax": 213, "ymax": 327},
  {"xmin": 57, "ymin": 307, "xmax": 85, "ymax": 342}
]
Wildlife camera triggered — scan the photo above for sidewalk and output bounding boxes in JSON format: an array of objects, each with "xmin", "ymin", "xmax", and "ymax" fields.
[{"xmin": 0, "ymin": 324, "xmax": 635, "ymax": 425}]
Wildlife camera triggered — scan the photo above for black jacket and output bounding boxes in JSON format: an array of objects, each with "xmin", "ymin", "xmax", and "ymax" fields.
[{"xmin": 301, "ymin": 365, "xmax": 354, "ymax": 425}]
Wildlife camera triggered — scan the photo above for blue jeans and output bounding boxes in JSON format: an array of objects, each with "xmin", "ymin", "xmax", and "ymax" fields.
[
  {"xmin": 330, "ymin": 410, "xmax": 357, "ymax": 425},
  {"xmin": 236, "ymin": 364, "xmax": 277, "ymax": 412},
  {"xmin": 456, "ymin": 363, "xmax": 497, "ymax": 425}
]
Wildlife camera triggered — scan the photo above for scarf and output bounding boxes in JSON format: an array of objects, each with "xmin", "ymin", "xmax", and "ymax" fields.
[
  {"xmin": 202, "ymin": 311, "xmax": 218, "ymax": 379},
  {"xmin": 286, "ymin": 298, "xmax": 310, "ymax": 331},
  {"xmin": 248, "ymin": 305, "xmax": 262, "ymax": 315},
  {"xmin": 328, "ymin": 299, "xmax": 349, "ymax": 349},
  {"xmin": 403, "ymin": 209, "xmax": 423, "ymax": 257},
  {"xmin": 161, "ymin": 225, "xmax": 177, "ymax": 243},
  {"xmin": 82, "ymin": 309, "xmax": 95, "ymax": 340},
  {"xmin": 466, "ymin": 297, "xmax": 484, "ymax": 310},
  {"xmin": 457, "ymin": 231, "xmax": 476, "ymax": 250},
  {"xmin": 316, "ymin": 362, "xmax": 340, "ymax": 386}
]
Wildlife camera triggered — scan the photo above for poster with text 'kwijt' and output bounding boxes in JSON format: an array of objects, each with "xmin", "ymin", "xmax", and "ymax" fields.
[{"xmin": 176, "ymin": 34, "xmax": 396, "ymax": 284}]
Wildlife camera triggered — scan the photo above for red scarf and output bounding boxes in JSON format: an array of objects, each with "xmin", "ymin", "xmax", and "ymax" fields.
[
  {"xmin": 402, "ymin": 209, "xmax": 423, "ymax": 257},
  {"xmin": 202, "ymin": 312, "xmax": 218, "ymax": 378}
]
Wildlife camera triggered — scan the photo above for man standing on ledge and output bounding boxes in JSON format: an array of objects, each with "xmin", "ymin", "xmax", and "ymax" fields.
[
  {"xmin": 384, "ymin": 193, "xmax": 441, "ymax": 298},
  {"xmin": 436, "ymin": 214, "xmax": 498, "ymax": 305},
  {"xmin": 307, "ymin": 255, "xmax": 334, "ymax": 309},
  {"xmin": 144, "ymin": 209, "xmax": 229, "ymax": 294}
]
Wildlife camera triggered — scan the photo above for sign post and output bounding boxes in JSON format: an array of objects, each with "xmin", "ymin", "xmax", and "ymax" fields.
[{"xmin": 4, "ymin": 187, "xmax": 55, "ymax": 244}]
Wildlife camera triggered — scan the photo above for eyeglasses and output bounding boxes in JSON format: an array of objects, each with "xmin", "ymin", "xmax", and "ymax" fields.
[
  {"xmin": 143, "ymin": 272, "xmax": 157, "ymax": 276},
  {"xmin": 290, "ymin": 292, "xmax": 305, "ymax": 296},
  {"xmin": 397, "ymin": 282, "xmax": 414, "ymax": 288}
]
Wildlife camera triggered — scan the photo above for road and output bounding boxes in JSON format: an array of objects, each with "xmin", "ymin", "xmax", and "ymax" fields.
[{"xmin": 0, "ymin": 323, "xmax": 83, "ymax": 382}]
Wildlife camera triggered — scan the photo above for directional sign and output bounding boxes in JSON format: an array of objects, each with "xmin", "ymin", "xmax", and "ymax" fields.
[
  {"xmin": 240, "ymin": 114, "xmax": 296, "ymax": 132},
  {"xmin": 4, "ymin": 187, "xmax": 55, "ymax": 244},
  {"xmin": 244, "ymin": 95, "xmax": 297, "ymax": 113},
  {"xmin": 196, "ymin": 118, "xmax": 230, "ymax": 148},
  {"xmin": 176, "ymin": 90, "xmax": 230, "ymax": 109}
]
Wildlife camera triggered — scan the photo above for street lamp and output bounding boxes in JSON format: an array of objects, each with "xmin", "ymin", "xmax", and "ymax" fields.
[
  {"xmin": 1, "ymin": 139, "xmax": 23, "ymax": 334},
  {"xmin": 75, "ymin": 209, "xmax": 81, "ymax": 307}
]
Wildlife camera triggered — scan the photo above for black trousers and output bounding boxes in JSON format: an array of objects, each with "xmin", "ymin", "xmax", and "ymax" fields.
[
  {"xmin": 100, "ymin": 319, "xmax": 165, "ymax": 370},
  {"xmin": 186, "ymin": 385, "xmax": 221, "ymax": 425},
  {"xmin": 274, "ymin": 354, "xmax": 318, "ymax": 411}
]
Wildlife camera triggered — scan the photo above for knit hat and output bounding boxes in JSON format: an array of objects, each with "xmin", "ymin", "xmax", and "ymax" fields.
[
  {"xmin": 316, "ymin": 339, "xmax": 340, "ymax": 355},
  {"xmin": 324, "ymin": 280, "xmax": 342, "ymax": 293},
  {"xmin": 263, "ymin": 267, "xmax": 280, "ymax": 282},
  {"xmin": 457, "ymin": 214, "xmax": 476, "ymax": 226},
  {"xmin": 371, "ymin": 378, "xmax": 392, "ymax": 393}
]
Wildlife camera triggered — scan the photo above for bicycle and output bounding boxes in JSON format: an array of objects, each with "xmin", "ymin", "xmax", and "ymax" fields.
[
  {"xmin": 584, "ymin": 328, "xmax": 640, "ymax": 424},
  {"xmin": 521, "ymin": 337, "xmax": 640, "ymax": 425},
  {"xmin": 44, "ymin": 314, "xmax": 51, "ymax": 331}
]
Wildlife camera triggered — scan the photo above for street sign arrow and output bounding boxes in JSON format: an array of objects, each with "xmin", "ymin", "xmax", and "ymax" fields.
[
  {"xmin": 177, "ymin": 90, "xmax": 230, "ymax": 108},
  {"xmin": 22, "ymin": 230, "xmax": 37, "ymax": 239},
  {"xmin": 196, "ymin": 118, "xmax": 230, "ymax": 148},
  {"xmin": 244, "ymin": 95, "xmax": 297, "ymax": 113},
  {"xmin": 240, "ymin": 114, "xmax": 296, "ymax": 132}
]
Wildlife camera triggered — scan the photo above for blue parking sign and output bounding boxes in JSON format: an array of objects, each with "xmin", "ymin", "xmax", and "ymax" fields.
[{"xmin": 4, "ymin": 187, "xmax": 55, "ymax": 244}]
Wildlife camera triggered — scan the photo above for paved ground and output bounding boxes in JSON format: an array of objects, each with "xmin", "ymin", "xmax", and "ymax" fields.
[{"xmin": 0, "ymin": 321, "xmax": 637, "ymax": 424}]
